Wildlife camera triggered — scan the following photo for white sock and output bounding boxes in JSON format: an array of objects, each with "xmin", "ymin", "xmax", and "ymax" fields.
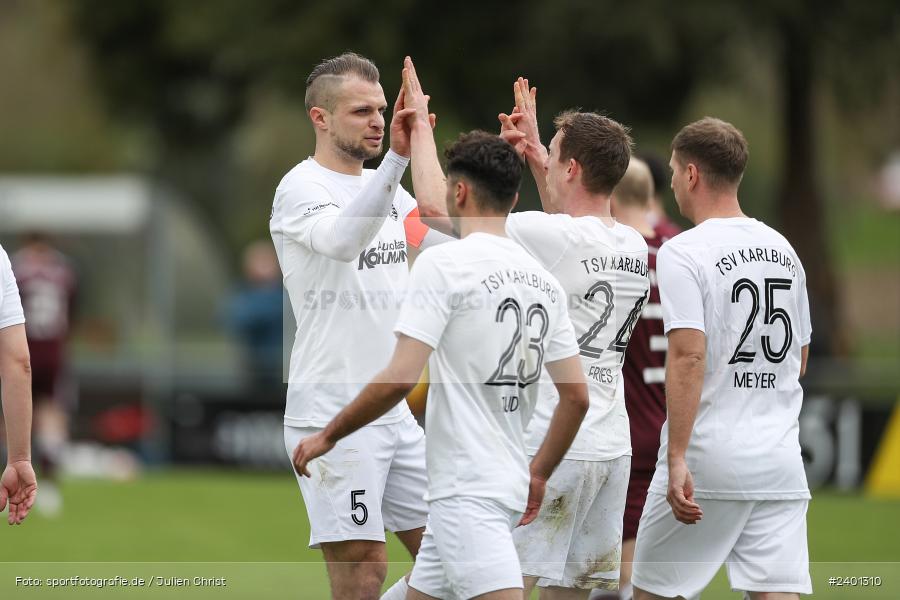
[
  {"xmin": 380, "ymin": 575, "xmax": 409, "ymax": 600},
  {"xmin": 620, "ymin": 581, "xmax": 633, "ymax": 600}
]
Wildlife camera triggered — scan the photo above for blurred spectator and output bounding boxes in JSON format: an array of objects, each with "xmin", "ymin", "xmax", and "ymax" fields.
[
  {"xmin": 11, "ymin": 233, "xmax": 77, "ymax": 517},
  {"xmin": 639, "ymin": 152, "xmax": 683, "ymax": 239},
  {"xmin": 226, "ymin": 240, "xmax": 283, "ymax": 387}
]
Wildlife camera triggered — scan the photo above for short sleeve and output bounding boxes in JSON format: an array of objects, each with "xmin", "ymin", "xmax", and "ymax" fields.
[
  {"xmin": 0, "ymin": 247, "xmax": 25, "ymax": 330},
  {"xmin": 657, "ymin": 242, "xmax": 706, "ymax": 334},
  {"xmin": 797, "ymin": 264, "xmax": 812, "ymax": 346},
  {"xmin": 393, "ymin": 249, "xmax": 453, "ymax": 349},
  {"xmin": 270, "ymin": 178, "xmax": 340, "ymax": 251},
  {"xmin": 506, "ymin": 212, "xmax": 570, "ymax": 270},
  {"xmin": 544, "ymin": 289, "xmax": 579, "ymax": 363}
]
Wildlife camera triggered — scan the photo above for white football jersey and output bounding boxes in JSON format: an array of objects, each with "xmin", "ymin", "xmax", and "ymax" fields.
[
  {"xmin": 0, "ymin": 245, "xmax": 25, "ymax": 330},
  {"xmin": 394, "ymin": 233, "xmax": 579, "ymax": 512},
  {"xmin": 270, "ymin": 158, "xmax": 417, "ymax": 427},
  {"xmin": 650, "ymin": 217, "xmax": 812, "ymax": 499},
  {"xmin": 507, "ymin": 212, "xmax": 650, "ymax": 461}
]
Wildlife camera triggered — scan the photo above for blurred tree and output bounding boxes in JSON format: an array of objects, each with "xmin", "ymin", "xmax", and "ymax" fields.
[
  {"xmin": 63, "ymin": 0, "xmax": 736, "ymax": 249},
  {"xmin": 63, "ymin": 0, "xmax": 254, "ymax": 260},
  {"xmin": 0, "ymin": 0, "xmax": 137, "ymax": 171},
  {"xmin": 63, "ymin": 0, "xmax": 899, "ymax": 355},
  {"xmin": 745, "ymin": 0, "xmax": 900, "ymax": 357}
]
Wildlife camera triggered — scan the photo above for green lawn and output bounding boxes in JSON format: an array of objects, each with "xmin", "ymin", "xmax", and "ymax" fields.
[
  {"xmin": 831, "ymin": 204, "xmax": 900, "ymax": 270},
  {"xmin": 1, "ymin": 470, "xmax": 898, "ymax": 598}
]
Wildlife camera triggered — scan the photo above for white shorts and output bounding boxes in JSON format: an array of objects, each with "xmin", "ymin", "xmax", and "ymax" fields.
[
  {"xmin": 284, "ymin": 414, "xmax": 428, "ymax": 548},
  {"xmin": 632, "ymin": 492, "xmax": 812, "ymax": 599},
  {"xmin": 408, "ymin": 496, "xmax": 524, "ymax": 599},
  {"xmin": 514, "ymin": 455, "xmax": 630, "ymax": 590}
]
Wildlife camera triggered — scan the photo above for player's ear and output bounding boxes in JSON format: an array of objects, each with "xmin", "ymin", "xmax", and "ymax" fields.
[
  {"xmin": 455, "ymin": 180, "xmax": 468, "ymax": 210},
  {"xmin": 309, "ymin": 107, "xmax": 329, "ymax": 131},
  {"xmin": 687, "ymin": 163, "xmax": 699, "ymax": 191},
  {"xmin": 566, "ymin": 158, "xmax": 578, "ymax": 182}
]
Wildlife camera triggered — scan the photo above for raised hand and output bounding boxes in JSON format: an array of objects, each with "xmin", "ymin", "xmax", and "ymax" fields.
[
  {"xmin": 390, "ymin": 58, "xmax": 437, "ymax": 157},
  {"xmin": 402, "ymin": 56, "xmax": 436, "ymax": 130},
  {"xmin": 389, "ymin": 84, "xmax": 416, "ymax": 157},
  {"xmin": 499, "ymin": 111, "xmax": 528, "ymax": 157},
  {"xmin": 0, "ymin": 461, "xmax": 37, "ymax": 525},
  {"xmin": 498, "ymin": 78, "xmax": 546, "ymax": 165}
]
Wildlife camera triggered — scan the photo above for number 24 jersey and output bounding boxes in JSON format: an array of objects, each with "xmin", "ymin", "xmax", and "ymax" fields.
[{"xmin": 507, "ymin": 212, "xmax": 650, "ymax": 461}]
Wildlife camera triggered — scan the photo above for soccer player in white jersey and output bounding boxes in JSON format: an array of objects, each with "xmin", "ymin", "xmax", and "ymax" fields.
[
  {"xmin": 269, "ymin": 52, "xmax": 452, "ymax": 599},
  {"xmin": 488, "ymin": 80, "xmax": 649, "ymax": 598},
  {"xmin": 0, "ymin": 243, "xmax": 37, "ymax": 525},
  {"xmin": 631, "ymin": 118, "xmax": 813, "ymax": 600},
  {"xmin": 294, "ymin": 127, "xmax": 590, "ymax": 600}
]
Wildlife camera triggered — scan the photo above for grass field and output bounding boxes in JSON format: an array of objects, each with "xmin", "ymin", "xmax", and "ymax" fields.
[{"xmin": 1, "ymin": 470, "xmax": 898, "ymax": 598}]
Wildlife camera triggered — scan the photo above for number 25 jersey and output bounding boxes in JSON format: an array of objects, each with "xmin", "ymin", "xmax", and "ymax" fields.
[
  {"xmin": 394, "ymin": 233, "xmax": 579, "ymax": 513},
  {"xmin": 652, "ymin": 217, "xmax": 812, "ymax": 499}
]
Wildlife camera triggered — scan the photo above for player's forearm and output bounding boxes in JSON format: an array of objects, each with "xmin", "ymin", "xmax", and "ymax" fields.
[
  {"xmin": 529, "ymin": 383, "xmax": 589, "ymax": 480},
  {"xmin": 322, "ymin": 378, "xmax": 413, "ymax": 444},
  {"xmin": 665, "ymin": 352, "xmax": 705, "ymax": 462},
  {"xmin": 525, "ymin": 149, "xmax": 556, "ymax": 214},
  {"xmin": 310, "ymin": 150, "xmax": 409, "ymax": 262},
  {"xmin": 0, "ymin": 345, "xmax": 32, "ymax": 463},
  {"xmin": 409, "ymin": 121, "xmax": 454, "ymax": 234},
  {"xmin": 800, "ymin": 345, "xmax": 809, "ymax": 378}
]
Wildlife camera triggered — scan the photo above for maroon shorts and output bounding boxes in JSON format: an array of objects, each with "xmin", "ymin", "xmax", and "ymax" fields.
[
  {"xmin": 31, "ymin": 363, "xmax": 61, "ymax": 400},
  {"xmin": 623, "ymin": 467, "xmax": 655, "ymax": 540},
  {"xmin": 28, "ymin": 340, "xmax": 64, "ymax": 402}
]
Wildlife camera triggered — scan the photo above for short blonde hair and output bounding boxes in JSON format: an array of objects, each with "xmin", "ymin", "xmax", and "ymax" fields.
[
  {"xmin": 672, "ymin": 117, "xmax": 748, "ymax": 189},
  {"xmin": 304, "ymin": 52, "xmax": 379, "ymax": 112},
  {"xmin": 612, "ymin": 158, "xmax": 654, "ymax": 208}
]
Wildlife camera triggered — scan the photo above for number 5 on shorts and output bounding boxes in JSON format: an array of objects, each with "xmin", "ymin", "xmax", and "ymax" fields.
[{"xmin": 351, "ymin": 489, "xmax": 368, "ymax": 525}]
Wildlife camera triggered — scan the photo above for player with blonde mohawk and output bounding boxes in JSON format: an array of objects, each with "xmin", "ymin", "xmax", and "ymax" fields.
[{"xmin": 270, "ymin": 52, "xmax": 451, "ymax": 600}]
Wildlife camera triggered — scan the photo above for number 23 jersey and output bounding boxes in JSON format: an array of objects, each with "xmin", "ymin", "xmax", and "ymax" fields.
[
  {"xmin": 652, "ymin": 217, "xmax": 812, "ymax": 499},
  {"xmin": 394, "ymin": 233, "xmax": 579, "ymax": 513}
]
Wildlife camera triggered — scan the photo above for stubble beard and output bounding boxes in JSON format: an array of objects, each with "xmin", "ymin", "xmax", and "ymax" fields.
[{"xmin": 333, "ymin": 132, "xmax": 381, "ymax": 162}]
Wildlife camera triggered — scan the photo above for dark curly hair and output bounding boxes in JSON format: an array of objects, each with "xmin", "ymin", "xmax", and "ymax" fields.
[{"xmin": 444, "ymin": 130, "xmax": 524, "ymax": 213}]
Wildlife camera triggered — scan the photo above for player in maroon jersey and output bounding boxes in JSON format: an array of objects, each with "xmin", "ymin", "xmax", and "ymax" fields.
[
  {"xmin": 594, "ymin": 159, "xmax": 670, "ymax": 600},
  {"xmin": 639, "ymin": 152, "xmax": 683, "ymax": 240},
  {"xmin": 11, "ymin": 233, "xmax": 77, "ymax": 515}
]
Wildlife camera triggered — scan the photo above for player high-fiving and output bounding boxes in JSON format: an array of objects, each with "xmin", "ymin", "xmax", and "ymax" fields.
[
  {"xmin": 493, "ymin": 78, "xmax": 650, "ymax": 598},
  {"xmin": 294, "ymin": 131, "xmax": 589, "ymax": 600},
  {"xmin": 270, "ymin": 52, "xmax": 451, "ymax": 600}
]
